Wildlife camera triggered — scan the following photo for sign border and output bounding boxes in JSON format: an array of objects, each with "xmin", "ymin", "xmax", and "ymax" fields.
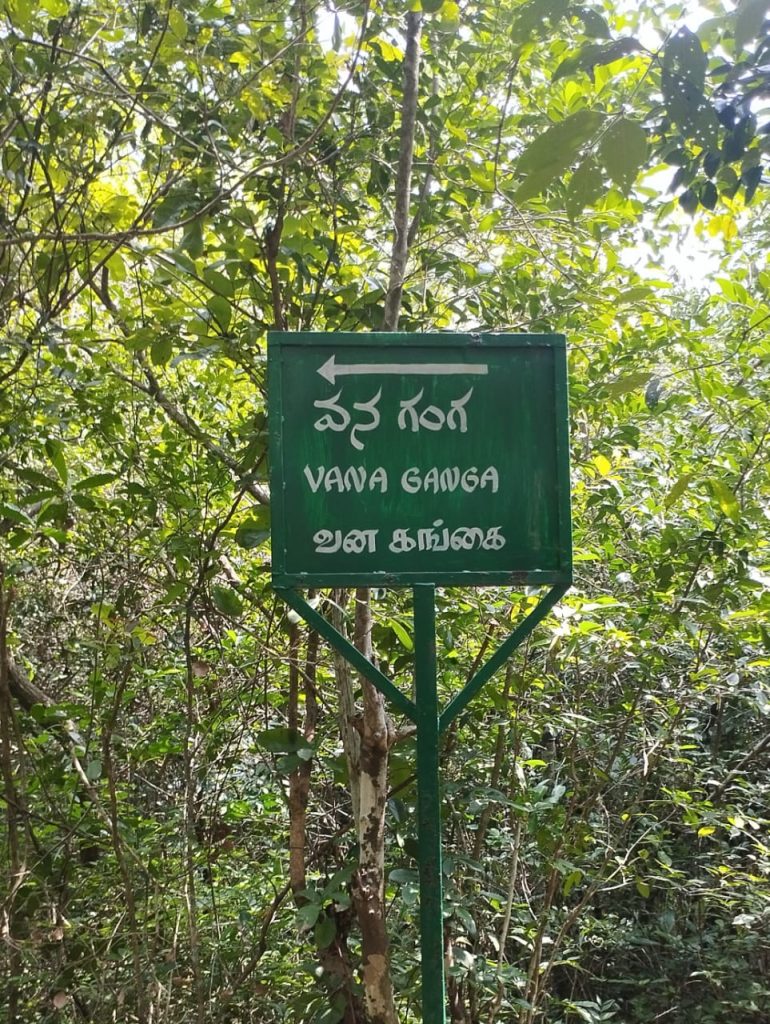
[{"xmin": 268, "ymin": 332, "xmax": 572, "ymax": 588}]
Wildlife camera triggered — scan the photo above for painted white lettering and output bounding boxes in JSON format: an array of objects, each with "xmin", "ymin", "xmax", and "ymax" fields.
[
  {"xmin": 398, "ymin": 466, "xmax": 499, "ymax": 493},
  {"xmin": 480, "ymin": 466, "xmax": 499, "ymax": 492},
  {"xmin": 313, "ymin": 529, "xmax": 341, "ymax": 554},
  {"xmin": 369, "ymin": 467, "xmax": 388, "ymax": 493},
  {"xmin": 450, "ymin": 527, "xmax": 484, "ymax": 550},
  {"xmin": 417, "ymin": 527, "xmax": 435, "ymax": 551},
  {"xmin": 419, "ymin": 405, "xmax": 445, "ymax": 431},
  {"xmin": 343, "ymin": 466, "xmax": 367, "ymax": 493},
  {"xmin": 389, "ymin": 528, "xmax": 416, "ymax": 553},
  {"xmin": 446, "ymin": 388, "xmax": 473, "ymax": 432},
  {"xmin": 401, "ymin": 467, "xmax": 421, "ymax": 493},
  {"xmin": 342, "ymin": 530, "xmax": 367, "ymax": 554},
  {"xmin": 397, "ymin": 389, "xmax": 476, "ymax": 434},
  {"xmin": 314, "ymin": 528, "xmax": 378, "ymax": 554},
  {"xmin": 461, "ymin": 467, "xmax": 479, "ymax": 492},
  {"xmin": 303, "ymin": 466, "xmax": 324, "ymax": 493},
  {"xmin": 432, "ymin": 519, "xmax": 449, "ymax": 551},
  {"xmin": 350, "ymin": 389, "xmax": 382, "ymax": 451},
  {"xmin": 386, "ymin": 522, "xmax": 506, "ymax": 553},
  {"xmin": 307, "ymin": 466, "xmax": 390, "ymax": 493},
  {"xmin": 314, "ymin": 391, "xmax": 350, "ymax": 433},
  {"xmin": 324, "ymin": 466, "xmax": 345, "ymax": 492},
  {"xmin": 398, "ymin": 390, "xmax": 423, "ymax": 433},
  {"xmin": 482, "ymin": 526, "xmax": 505, "ymax": 550},
  {"xmin": 439, "ymin": 467, "xmax": 460, "ymax": 492}
]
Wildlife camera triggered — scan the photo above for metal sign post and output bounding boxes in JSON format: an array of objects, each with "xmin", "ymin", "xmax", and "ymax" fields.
[{"xmin": 269, "ymin": 332, "xmax": 572, "ymax": 1023}]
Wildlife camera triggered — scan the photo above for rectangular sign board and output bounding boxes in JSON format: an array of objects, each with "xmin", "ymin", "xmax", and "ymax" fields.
[{"xmin": 268, "ymin": 332, "xmax": 572, "ymax": 587}]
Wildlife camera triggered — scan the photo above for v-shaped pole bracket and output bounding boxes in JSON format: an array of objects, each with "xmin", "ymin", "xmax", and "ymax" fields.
[{"xmin": 275, "ymin": 584, "xmax": 569, "ymax": 733}]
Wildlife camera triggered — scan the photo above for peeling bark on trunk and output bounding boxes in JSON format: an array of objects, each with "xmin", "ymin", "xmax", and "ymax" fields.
[
  {"xmin": 330, "ymin": 590, "xmax": 398, "ymax": 1023},
  {"xmin": 326, "ymin": 10, "xmax": 423, "ymax": 1021},
  {"xmin": 0, "ymin": 576, "xmax": 22, "ymax": 1024},
  {"xmin": 351, "ymin": 589, "xmax": 397, "ymax": 1024},
  {"xmin": 288, "ymin": 612, "xmax": 362, "ymax": 1023}
]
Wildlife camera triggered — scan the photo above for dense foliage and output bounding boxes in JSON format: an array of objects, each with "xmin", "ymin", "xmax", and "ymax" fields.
[{"xmin": 1, "ymin": 1, "xmax": 769, "ymax": 1022}]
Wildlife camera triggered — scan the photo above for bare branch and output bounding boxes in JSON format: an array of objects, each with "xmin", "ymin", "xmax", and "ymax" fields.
[{"xmin": 382, "ymin": 11, "xmax": 423, "ymax": 331}]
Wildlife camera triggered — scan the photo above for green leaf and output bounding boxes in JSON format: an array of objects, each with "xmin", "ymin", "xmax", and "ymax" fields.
[
  {"xmin": 665, "ymin": 475, "xmax": 692, "ymax": 508},
  {"xmin": 151, "ymin": 336, "xmax": 173, "ymax": 366},
  {"xmin": 45, "ymin": 439, "xmax": 68, "ymax": 484},
  {"xmin": 636, "ymin": 878, "xmax": 651, "ymax": 898},
  {"xmin": 16, "ymin": 468, "xmax": 61, "ymax": 492},
  {"xmin": 86, "ymin": 759, "xmax": 102, "ymax": 781},
  {"xmin": 207, "ymin": 295, "xmax": 232, "ymax": 332},
  {"xmin": 0, "ymin": 503, "xmax": 34, "ymax": 525},
  {"xmin": 513, "ymin": 0, "xmax": 570, "ymax": 41},
  {"xmin": 575, "ymin": 7, "xmax": 610, "ymax": 37},
  {"xmin": 37, "ymin": 500, "xmax": 69, "ymax": 525},
  {"xmin": 388, "ymin": 618, "xmax": 414, "ymax": 651},
  {"xmin": 566, "ymin": 158, "xmax": 605, "ymax": 219},
  {"xmin": 389, "ymin": 868, "xmax": 419, "ymax": 884},
  {"xmin": 75, "ymin": 473, "xmax": 118, "ymax": 491},
  {"xmin": 140, "ymin": 3, "xmax": 157, "ymax": 35},
  {"xmin": 180, "ymin": 220, "xmax": 204, "ymax": 258},
  {"xmin": 679, "ymin": 188, "xmax": 699, "ymax": 215},
  {"xmin": 211, "ymin": 584, "xmax": 244, "ymax": 617},
  {"xmin": 734, "ymin": 0, "xmax": 770, "ymax": 50},
  {"xmin": 314, "ymin": 913, "xmax": 337, "ymax": 949},
  {"xmin": 700, "ymin": 180, "xmax": 718, "ymax": 210},
  {"xmin": 514, "ymin": 110, "xmax": 604, "ymax": 203},
  {"xmin": 40, "ymin": 0, "xmax": 69, "ymax": 15},
  {"xmin": 296, "ymin": 903, "xmax": 321, "ymax": 928},
  {"xmin": 235, "ymin": 522, "xmax": 270, "ymax": 549},
  {"xmin": 742, "ymin": 164, "xmax": 763, "ymax": 203},
  {"xmin": 711, "ymin": 480, "xmax": 741, "ymax": 523},
  {"xmin": 453, "ymin": 905, "xmax": 477, "ymax": 937},
  {"xmin": 168, "ymin": 8, "xmax": 188, "ymax": 39},
  {"xmin": 258, "ymin": 727, "xmax": 312, "ymax": 754},
  {"xmin": 604, "ymin": 371, "xmax": 652, "ymax": 397},
  {"xmin": 125, "ymin": 327, "xmax": 154, "ymax": 352},
  {"xmin": 235, "ymin": 506, "xmax": 270, "ymax": 549},
  {"xmin": 553, "ymin": 38, "xmax": 640, "ymax": 81},
  {"xmin": 599, "ymin": 118, "xmax": 648, "ymax": 191},
  {"xmin": 662, "ymin": 29, "xmax": 707, "ymax": 129},
  {"xmin": 203, "ymin": 268, "xmax": 234, "ymax": 298},
  {"xmin": 563, "ymin": 868, "xmax": 583, "ymax": 897}
]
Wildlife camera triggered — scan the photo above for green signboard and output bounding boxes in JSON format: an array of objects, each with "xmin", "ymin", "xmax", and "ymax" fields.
[
  {"xmin": 269, "ymin": 331, "xmax": 572, "ymax": 1024},
  {"xmin": 268, "ymin": 332, "xmax": 572, "ymax": 587}
]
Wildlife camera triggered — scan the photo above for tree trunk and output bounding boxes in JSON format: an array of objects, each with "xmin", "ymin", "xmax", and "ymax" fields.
[
  {"xmin": 351, "ymin": 590, "xmax": 397, "ymax": 1024},
  {"xmin": 330, "ymin": 10, "xmax": 423, "ymax": 1021}
]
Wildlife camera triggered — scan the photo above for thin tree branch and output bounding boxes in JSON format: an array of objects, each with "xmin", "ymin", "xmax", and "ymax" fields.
[{"xmin": 382, "ymin": 10, "xmax": 422, "ymax": 331}]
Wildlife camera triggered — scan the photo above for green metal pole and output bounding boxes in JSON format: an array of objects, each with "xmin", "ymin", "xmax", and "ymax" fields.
[{"xmin": 413, "ymin": 584, "xmax": 446, "ymax": 1024}]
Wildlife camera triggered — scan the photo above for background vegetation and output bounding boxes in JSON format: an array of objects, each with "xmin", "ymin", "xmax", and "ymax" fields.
[{"xmin": 1, "ymin": 0, "xmax": 769, "ymax": 1022}]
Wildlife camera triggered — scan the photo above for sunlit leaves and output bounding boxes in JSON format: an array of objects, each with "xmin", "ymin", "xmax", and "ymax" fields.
[
  {"xmin": 514, "ymin": 109, "xmax": 604, "ymax": 203},
  {"xmin": 1, "ymin": 4, "xmax": 770, "ymax": 1022},
  {"xmin": 734, "ymin": 0, "xmax": 770, "ymax": 51},
  {"xmin": 44, "ymin": 439, "xmax": 68, "ymax": 484},
  {"xmin": 553, "ymin": 37, "xmax": 641, "ymax": 81},
  {"xmin": 662, "ymin": 28, "xmax": 707, "ymax": 110},
  {"xmin": 599, "ymin": 118, "xmax": 648, "ymax": 192},
  {"xmin": 566, "ymin": 157, "xmax": 605, "ymax": 219},
  {"xmin": 711, "ymin": 479, "xmax": 741, "ymax": 524}
]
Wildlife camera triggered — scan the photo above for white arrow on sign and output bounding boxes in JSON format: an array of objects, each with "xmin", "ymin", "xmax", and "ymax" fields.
[{"xmin": 318, "ymin": 354, "xmax": 489, "ymax": 384}]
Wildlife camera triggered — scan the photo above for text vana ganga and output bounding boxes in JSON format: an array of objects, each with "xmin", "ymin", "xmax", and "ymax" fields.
[{"xmin": 305, "ymin": 386, "xmax": 504, "ymax": 556}]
